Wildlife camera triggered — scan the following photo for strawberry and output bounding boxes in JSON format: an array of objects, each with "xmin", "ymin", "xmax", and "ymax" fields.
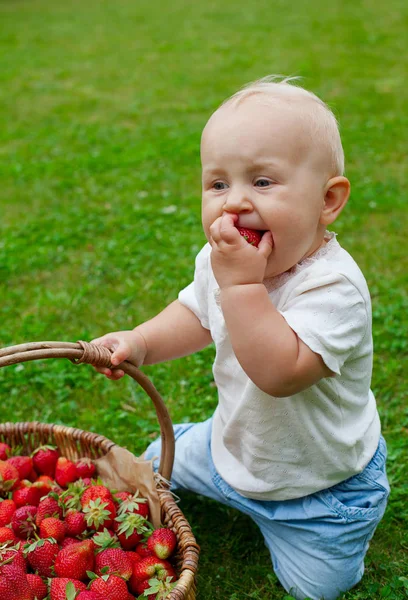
[
  {"xmin": 81, "ymin": 485, "xmax": 112, "ymax": 508},
  {"xmin": 36, "ymin": 494, "xmax": 63, "ymax": 526},
  {"xmin": 95, "ymin": 547, "xmax": 133, "ymax": 580},
  {"xmin": 64, "ymin": 509, "xmax": 87, "ymax": 537},
  {"xmin": 135, "ymin": 541, "xmax": 154, "ymax": 558},
  {"xmin": 0, "ymin": 544, "xmax": 27, "ymax": 573},
  {"xmin": 131, "ymin": 555, "xmax": 176, "ymax": 586},
  {"xmin": 0, "ymin": 527, "xmax": 17, "ymax": 545},
  {"xmin": 0, "ymin": 499, "xmax": 17, "ymax": 526},
  {"xmin": 126, "ymin": 550, "xmax": 142, "ymax": 567},
  {"xmin": 61, "ymin": 537, "xmax": 83, "ymax": 548},
  {"xmin": 75, "ymin": 459, "xmax": 96, "ymax": 479},
  {"xmin": 83, "ymin": 498, "xmax": 116, "ymax": 532},
  {"xmin": 55, "ymin": 457, "xmax": 78, "ymax": 487},
  {"xmin": 89, "ymin": 574, "xmax": 130, "ymax": 600},
  {"xmin": 26, "ymin": 573, "xmax": 48, "ymax": 600},
  {"xmin": 0, "ymin": 460, "xmax": 19, "ymax": 492},
  {"xmin": 24, "ymin": 537, "xmax": 59, "ymax": 577},
  {"xmin": 11, "ymin": 505, "xmax": 37, "ymax": 538},
  {"xmin": 77, "ymin": 592, "xmax": 105, "ymax": 600},
  {"xmin": 26, "ymin": 468, "xmax": 39, "ymax": 483},
  {"xmin": 114, "ymin": 512, "xmax": 148, "ymax": 550},
  {"xmin": 147, "ymin": 527, "xmax": 177, "ymax": 559},
  {"xmin": 0, "ymin": 562, "xmax": 32, "ymax": 600},
  {"xmin": 54, "ymin": 539, "xmax": 95, "ymax": 581},
  {"xmin": 12, "ymin": 480, "xmax": 43, "ymax": 507},
  {"xmin": 236, "ymin": 226, "xmax": 263, "ymax": 247},
  {"xmin": 0, "ymin": 443, "xmax": 11, "ymax": 461},
  {"xmin": 32, "ymin": 446, "xmax": 59, "ymax": 478},
  {"xmin": 49, "ymin": 578, "xmax": 86, "ymax": 600},
  {"xmin": 40, "ymin": 517, "xmax": 66, "ymax": 543},
  {"xmin": 117, "ymin": 491, "xmax": 149, "ymax": 520},
  {"xmin": 6, "ymin": 456, "xmax": 33, "ymax": 480},
  {"xmin": 113, "ymin": 491, "xmax": 132, "ymax": 503},
  {"xmin": 34, "ymin": 475, "xmax": 55, "ymax": 496}
]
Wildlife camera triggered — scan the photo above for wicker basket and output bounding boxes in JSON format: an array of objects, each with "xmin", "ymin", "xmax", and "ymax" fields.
[{"xmin": 0, "ymin": 340, "xmax": 199, "ymax": 600}]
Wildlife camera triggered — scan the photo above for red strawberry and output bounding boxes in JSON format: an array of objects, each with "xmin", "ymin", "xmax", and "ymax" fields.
[
  {"xmin": 0, "ymin": 545, "xmax": 27, "ymax": 573},
  {"xmin": 114, "ymin": 512, "xmax": 148, "ymax": 550},
  {"xmin": 236, "ymin": 226, "xmax": 263, "ymax": 247},
  {"xmin": 12, "ymin": 480, "xmax": 43, "ymax": 507},
  {"xmin": 11, "ymin": 505, "xmax": 37, "ymax": 539},
  {"xmin": 95, "ymin": 547, "xmax": 133, "ymax": 580},
  {"xmin": 32, "ymin": 446, "xmax": 59, "ymax": 478},
  {"xmin": 7, "ymin": 456, "xmax": 33, "ymax": 480},
  {"xmin": 50, "ymin": 578, "xmax": 86, "ymax": 600},
  {"xmin": 131, "ymin": 555, "xmax": 176, "ymax": 585},
  {"xmin": 77, "ymin": 592, "xmax": 105, "ymax": 600},
  {"xmin": 54, "ymin": 539, "xmax": 95, "ymax": 581},
  {"xmin": 34, "ymin": 475, "xmax": 55, "ymax": 496},
  {"xmin": 64, "ymin": 509, "xmax": 87, "ymax": 537},
  {"xmin": 147, "ymin": 527, "xmax": 177, "ymax": 559},
  {"xmin": 24, "ymin": 537, "xmax": 60, "ymax": 577},
  {"xmin": 0, "ymin": 499, "xmax": 17, "ymax": 526},
  {"xmin": 126, "ymin": 550, "xmax": 142, "ymax": 567},
  {"xmin": 0, "ymin": 526, "xmax": 17, "ymax": 545},
  {"xmin": 61, "ymin": 537, "xmax": 83, "ymax": 548},
  {"xmin": 75, "ymin": 459, "xmax": 96, "ymax": 479},
  {"xmin": 135, "ymin": 541, "xmax": 154, "ymax": 558},
  {"xmin": 0, "ymin": 460, "xmax": 19, "ymax": 492},
  {"xmin": 40, "ymin": 517, "xmax": 66, "ymax": 543},
  {"xmin": 113, "ymin": 491, "xmax": 132, "ymax": 503},
  {"xmin": 36, "ymin": 495, "xmax": 63, "ymax": 526},
  {"xmin": 26, "ymin": 468, "xmax": 39, "ymax": 482},
  {"xmin": 117, "ymin": 491, "xmax": 149, "ymax": 520},
  {"xmin": 89, "ymin": 574, "xmax": 130, "ymax": 600},
  {"xmin": 0, "ymin": 443, "xmax": 11, "ymax": 461},
  {"xmin": 83, "ymin": 498, "xmax": 116, "ymax": 532},
  {"xmin": 26, "ymin": 573, "xmax": 48, "ymax": 600},
  {"xmin": 81, "ymin": 485, "xmax": 112, "ymax": 508},
  {"xmin": 0, "ymin": 563, "xmax": 32, "ymax": 600},
  {"xmin": 55, "ymin": 457, "xmax": 78, "ymax": 487},
  {"xmin": 132, "ymin": 578, "xmax": 155, "ymax": 598}
]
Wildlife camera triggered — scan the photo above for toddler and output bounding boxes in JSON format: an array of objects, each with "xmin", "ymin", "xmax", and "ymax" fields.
[{"xmin": 92, "ymin": 77, "xmax": 389, "ymax": 600}]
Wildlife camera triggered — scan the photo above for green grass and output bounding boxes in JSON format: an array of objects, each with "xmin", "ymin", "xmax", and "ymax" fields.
[{"xmin": 0, "ymin": 0, "xmax": 407, "ymax": 597}]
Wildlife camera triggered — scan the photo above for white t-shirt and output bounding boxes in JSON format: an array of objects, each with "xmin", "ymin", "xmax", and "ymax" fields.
[{"xmin": 178, "ymin": 233, "xmax": 381, "ymax": 501}]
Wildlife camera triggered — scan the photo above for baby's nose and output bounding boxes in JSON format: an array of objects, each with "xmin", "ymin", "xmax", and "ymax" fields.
[{"xmin": 222, "ymin": 192, "xmax": 253, "ymax": 213}]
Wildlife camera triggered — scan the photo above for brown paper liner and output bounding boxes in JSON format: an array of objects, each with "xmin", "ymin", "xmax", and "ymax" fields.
[{"xmin": 94, "ymin": 445, "xmax": 162, "ymax": 528}]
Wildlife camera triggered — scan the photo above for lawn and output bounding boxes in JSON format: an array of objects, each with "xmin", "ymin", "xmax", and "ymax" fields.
[{"xmin": 0, "ymin": 0, "xmax": 407, "ymax": 597}]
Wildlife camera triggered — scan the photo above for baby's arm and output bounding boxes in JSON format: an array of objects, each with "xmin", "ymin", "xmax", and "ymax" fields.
[
  {"xmin": 92, "ymin": 300, "xmax": 212, "ymax": 379},
  {"xmin": 209, "ymin": 213, "xmax": 333, "ymax": 396},
  {"xmin": 220, "ymin": 285, "xmax": 333, "ymax": 397}
]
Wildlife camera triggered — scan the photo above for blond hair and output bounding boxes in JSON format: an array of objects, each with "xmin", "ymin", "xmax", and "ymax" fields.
[{"xmin": 221, "ymin": 75, "xmax": 345, "ymax": 176}]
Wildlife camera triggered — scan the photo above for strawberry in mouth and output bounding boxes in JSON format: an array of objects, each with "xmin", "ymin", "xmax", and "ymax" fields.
[{"xmin": 236, "ymin": 226, "xmax": 265, "ymax": 248}]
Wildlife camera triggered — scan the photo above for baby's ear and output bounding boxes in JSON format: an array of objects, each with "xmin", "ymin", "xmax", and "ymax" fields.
[{"xmin": 320, "ymin": 176, "xmax": 350, "ymax": 225}]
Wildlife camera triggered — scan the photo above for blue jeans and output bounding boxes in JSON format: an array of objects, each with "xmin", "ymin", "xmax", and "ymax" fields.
[{"xmin": 145, "ymin": 418, "xmax": 389, "ymax": 600}]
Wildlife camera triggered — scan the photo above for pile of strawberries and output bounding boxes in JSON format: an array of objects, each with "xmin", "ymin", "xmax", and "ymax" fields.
[{"xmin": 0, "ymin": 441, "xmax": 178, "ymax": 600}]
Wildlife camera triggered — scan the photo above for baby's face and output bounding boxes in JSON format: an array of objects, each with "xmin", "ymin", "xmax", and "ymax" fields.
[{"xmin": 201, "ymin": 97, "xmax": 331, "ymax": 278}]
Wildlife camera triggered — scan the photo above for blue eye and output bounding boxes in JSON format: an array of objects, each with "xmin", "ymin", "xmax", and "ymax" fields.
[
  {"xmin": 213, "ymin": 181, "xmax": 228, "ymax": 190},
  {"xmin": 255, "ymin": 179, "xmax": 272, "ymax": 187}
]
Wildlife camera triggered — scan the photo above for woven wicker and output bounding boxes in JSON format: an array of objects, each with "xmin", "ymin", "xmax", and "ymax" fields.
[{"xmin": 0, "ymin": 340, "xmax": 199, "ymax": 600}]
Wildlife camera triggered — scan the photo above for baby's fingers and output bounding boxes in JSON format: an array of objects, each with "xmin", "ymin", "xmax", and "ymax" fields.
[{"xmin": 94, "ymin": 366, "xmax": 125, "ymax": 380}]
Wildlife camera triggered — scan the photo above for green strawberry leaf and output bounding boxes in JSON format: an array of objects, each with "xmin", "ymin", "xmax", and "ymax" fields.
[{"xmin": 65, "ymin": 581, "xmax": 77, "ymax": 600}]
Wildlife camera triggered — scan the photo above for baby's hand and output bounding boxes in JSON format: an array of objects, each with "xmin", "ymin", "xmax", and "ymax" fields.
[
  {"xmin": 90, "ymin": 330, "xmax": 147, "ymax": 380},
  {"xmin": 209, "ymin": 213, "xmax": 273, "ymax": 289}
]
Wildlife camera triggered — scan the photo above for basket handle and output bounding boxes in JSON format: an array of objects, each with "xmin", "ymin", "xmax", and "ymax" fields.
[{"xmin": 0, "ymin": 341, "xmax": 175, "ymax": 481}]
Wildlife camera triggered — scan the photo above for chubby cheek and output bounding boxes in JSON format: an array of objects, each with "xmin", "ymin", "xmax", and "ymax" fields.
[{"xmin": 201, "ymin": 200, "xmax": 220, "ymax": 241}]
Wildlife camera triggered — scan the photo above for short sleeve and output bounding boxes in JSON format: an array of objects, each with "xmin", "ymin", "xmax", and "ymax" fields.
[
  {"xmin": 178, "ymin": 244, "xmax": 211, "ymax": 330},
  {"xmin": 279, "ymin": 272, "xmax": 369, "ymax": 375}
]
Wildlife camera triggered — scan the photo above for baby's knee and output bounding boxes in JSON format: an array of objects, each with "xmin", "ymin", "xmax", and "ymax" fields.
[{"xmin": 275, "ymin": 563, "xmax": 364, "ymax": 600}]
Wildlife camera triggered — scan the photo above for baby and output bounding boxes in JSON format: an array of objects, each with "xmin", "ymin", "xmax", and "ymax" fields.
[{"xmin": 92, "ymin": 77, "xmax": 389, "ymax": 600}]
